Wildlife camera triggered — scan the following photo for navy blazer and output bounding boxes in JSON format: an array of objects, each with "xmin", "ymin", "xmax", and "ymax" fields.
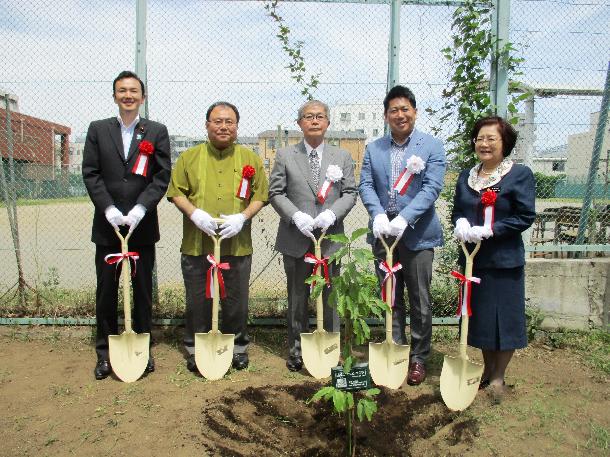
[
  {"xmin": 359, "ymin": 129, "xmax": 446, "ymax": 250},
  {"xmin": 82, "ymin": 117, "xmax": 171, "ymax": 246},
  {"xmin": 451, "ymin": 164, "xmax": 536, "ymax": 269}
]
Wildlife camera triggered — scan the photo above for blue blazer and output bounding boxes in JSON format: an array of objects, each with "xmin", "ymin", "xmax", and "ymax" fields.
[
  {"xmin": 451, "ymin": 164, "xmax": 536, "ymax": 269},
  {"xmin": 359, "ymin": 129, "xmax": 446, "ymax": 250}
]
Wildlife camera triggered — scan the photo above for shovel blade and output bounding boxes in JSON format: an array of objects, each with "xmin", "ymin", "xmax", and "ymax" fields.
[
  {"xmin": 440, "ymin": 354, "xmax": 484, "ymax": 411},
  {"xmin": 301, "ymin": 330, "xmax": 340, "ymax": 379},
  {"xmin": 368, "ymin": 341, "xmax": 410, "ymax": 389},
  {"xmin": 195, "ymin": 331, "xmax": 235, "ymax": 380},
  {"xmin": 108, "ymin": 331, "xmax": 150, "ymax": 383}
]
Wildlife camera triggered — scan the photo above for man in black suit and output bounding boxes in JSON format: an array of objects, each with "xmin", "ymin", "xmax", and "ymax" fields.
[{"xmin": 82, "ymin": 71, "xmax": 171, "ymax": 380}]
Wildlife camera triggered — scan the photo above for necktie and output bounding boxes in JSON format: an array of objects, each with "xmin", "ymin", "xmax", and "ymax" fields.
[{"xmin": 309, "ymin": 149, "xmax": 320, "ymax": 188}]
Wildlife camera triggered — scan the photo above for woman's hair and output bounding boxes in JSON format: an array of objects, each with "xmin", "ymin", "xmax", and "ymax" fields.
[{"xmin": 470, "ymin": 116, "xmax": 518, "ymax": 157}]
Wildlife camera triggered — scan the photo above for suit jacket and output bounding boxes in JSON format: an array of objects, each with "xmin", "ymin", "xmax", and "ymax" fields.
[
  {"xmin": 82, "ymin": 117, "xmax": 171, "ymax": 246},
  {"xmin": 269, "ymin": 141, "xmax": 358, "ymax": 258},
  {"xmin": 451, "ymin": 164, "xmax": 536, "ymax": 269},
  {"xmin": 358, "ymin": 129, "xmax": 446, "ymax": 250}
]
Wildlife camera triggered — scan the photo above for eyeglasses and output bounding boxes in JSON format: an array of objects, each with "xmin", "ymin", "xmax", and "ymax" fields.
[
  {"xmin": 474, "ymin": 137, "xmax": 500, "ymax": 145},
  {"xmin": 208, "ymin": 119, "xmax": 236, "ymax": 127},
  {"xmin": 301, "ymin": 114, "xmax": 327, "ymax": 121}
]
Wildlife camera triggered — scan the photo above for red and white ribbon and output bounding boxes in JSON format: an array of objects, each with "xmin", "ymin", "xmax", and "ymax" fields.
[
  {"xmin": 304, "ymin": 253, "xmax": 330, "ymax": 290},
  {"xmin": 392, "ymin": 155, "xmax": 425, "ymax": 195},
  {"xmin": 450, "ymin": 271, "xmax": 481, "ymax": 317},
  {"xmin": 104, "ymin": 251, "xmax": 140, "ymax": 277},
  {"xmin": 481, "ymin": 190, "xmax": 497, "ymax": 231},
  {"xmin": 132, "ymin": 140, "xmax": 154, "ymax": 177},
  {"xmin": 379, "ymin": 260, "xmax": 402, "ymax": 308},
  {"xmin": 317, "ymin": 180, "xmax": 333, "ymax": 203},
  {"xmin": 237, "ymin": 178, "xmax": 251, "ymax": 199},
  {"xmin": 206, "ymin": 255, "xmax": 230, "ymax": 299}
]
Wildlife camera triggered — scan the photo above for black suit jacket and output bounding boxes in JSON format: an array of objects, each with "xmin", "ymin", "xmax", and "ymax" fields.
[
  {"xmin": 451, "ymin": 164, "xmax": 536, "ymax": 269},
  {"xmin": 82, "ymin": 117, "xmax": 171, "ymax": 246}
]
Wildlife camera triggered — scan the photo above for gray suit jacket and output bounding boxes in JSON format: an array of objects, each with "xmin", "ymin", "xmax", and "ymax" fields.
[{"xmin": 269, "ymin": 141, "xmax": 358, "ymax": 257}]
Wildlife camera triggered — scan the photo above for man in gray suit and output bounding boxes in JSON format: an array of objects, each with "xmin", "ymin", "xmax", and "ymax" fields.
[{"xmin": 269, "ymin": 100, "xmax": 358, "ymax": 371}]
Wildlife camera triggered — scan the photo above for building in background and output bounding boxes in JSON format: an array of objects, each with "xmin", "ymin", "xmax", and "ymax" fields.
[
  {"xmin": 257, "ymin": 129, "xmax": 367, "ymax": 176},
  {"xmin": 565, "ymin": 111, "xmax": 610, "ymax": 182},
  {"xmin": 329, "ymin": 103, "xmax": 384, "ymax": 143}
]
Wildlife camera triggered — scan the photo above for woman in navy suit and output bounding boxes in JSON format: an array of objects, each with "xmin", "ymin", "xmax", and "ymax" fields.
[{"xmin": 451, "ymin": 116, "xmax": 536, "ymax": 397}]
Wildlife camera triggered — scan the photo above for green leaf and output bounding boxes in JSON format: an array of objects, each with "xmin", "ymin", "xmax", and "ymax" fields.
[
  {"xmin": 326, "ymin": 233, "xmax": 349, "ymax": 244},
  {"xmin": 357, "ymin": 401, "xmax": 365, "ymax": 421},
  {"xmin": 343, "ymin": 355, "xmax": 353, "ymax": 374},
  {"xmin": 332, "ymin": 390, "xmax": 346, "ymax": 412},
  {"xmin": 308, "ymin": 386, "xmax": 335, "ymax": 404},
  {"xmin": 350, "ymin": 227, "xmax": 369, "ymax": 242}
]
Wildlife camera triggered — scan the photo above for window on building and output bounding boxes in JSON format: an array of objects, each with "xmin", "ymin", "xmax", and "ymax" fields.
[
  {"xmin": 372, "ymin": 129, "xmax": 379, "ymax": 136},
  {"xmin": 356, "ymin": 129, "xmax": 365, "ymax": 134},
  {"xmin": 340, "ymin": 113, "xmax": 350, "ymax": 122},
  {"xmin": 372, "ymin": 113, "xmax": 377, "ymax": 120},
  {"xmin": 358, "ymin": 112, "xmax": 365, "ymax": 120},
  {"xmin": 267, "ymin": 139, "xmax": 276, "ymax": 149},
  {"xmin": 552, "ymin": 161, "xmax": 565, "ymax": 172}
]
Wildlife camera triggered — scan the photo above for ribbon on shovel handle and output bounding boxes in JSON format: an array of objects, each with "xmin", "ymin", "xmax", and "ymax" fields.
[
  {"xmin": 104, "ymin": 251, "xmax": 140, "ymax": 277},
  {"xmin": 206, "ymin": 255, "xmax": 230, "ymax": 299},
  {"xmin": 379, "ymin": 260, "xmax": 402, "ymax": 308},
  {"xmin": 450, "ymin": 271, "xmax": 481, "ymax": 317},
  {"xmin": 304, "ymin": 253, "xmax": 330, "ymax": 291}
]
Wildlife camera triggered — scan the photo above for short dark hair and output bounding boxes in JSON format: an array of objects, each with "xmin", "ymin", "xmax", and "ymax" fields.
[
  {"xmin": 113, "ymin": 71, "xmax": 145, "ymax": 97},
  {"xmin": 383, "ymin": 85, "xmax": 417, "ymax": 113},
  {"xmin": 470, "ymin": 116, "xmax": 518, "ymax": 157},
  {"xmin": 206, "ymin": 101, "xmax": 240, "ymax": 124}
]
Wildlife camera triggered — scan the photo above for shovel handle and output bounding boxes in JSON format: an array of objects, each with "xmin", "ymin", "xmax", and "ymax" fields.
[
  {"xmin": 380, "ymin": 235, "xmax": 399, "ymax": 344},
  {"xmin": 209, "ymin": 221, "xmax": 226, "ymax": 333},
  {"xmin": 458, "ymin": 241, "xmax": 481, "ymax": 358},
  {"xmin": 114, "ymin": 228, "xmax": 133, "ymax": 333},
  {"xmin": 313, "ymin": 230, "xmax": 327, "ymax": 332}
]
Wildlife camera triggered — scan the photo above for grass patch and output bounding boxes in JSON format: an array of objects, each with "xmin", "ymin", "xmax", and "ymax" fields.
[
  {"xmin": 586, "ymin": 421, "xmax": 609, "ymax": 451},
  {"xmin": 547, "ymin": 329, "xmax": 610, "ymax": 375}
]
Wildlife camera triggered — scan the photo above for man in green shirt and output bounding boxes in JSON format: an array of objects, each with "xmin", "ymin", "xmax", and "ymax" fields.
[{"xmin": 167, "ymin": 101, "xmax": 268, "ymax": 372}]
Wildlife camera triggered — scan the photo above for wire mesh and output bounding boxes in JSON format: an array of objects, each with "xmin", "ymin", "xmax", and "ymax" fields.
[{"xmin": 0, "ymin": 0, "xmax": 609, "ymax": 318}]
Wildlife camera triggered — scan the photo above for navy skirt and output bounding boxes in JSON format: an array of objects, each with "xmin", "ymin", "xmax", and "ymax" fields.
[{"xmin": 467, "ymin": 266, "xmax": 527, "ymax": 351}]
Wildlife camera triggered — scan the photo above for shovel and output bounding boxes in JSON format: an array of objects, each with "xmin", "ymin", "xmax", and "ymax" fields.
[
  {"xmin": 369, "ymin": 235, "xmax": 410, "ymax": 389},
  {"xmin": 440, "ymin": 241, "xmax": 484, "ymax": 411},
  {"xmin": 108, "ymin": 229, "xmax": 150, "ymax": 383},
  {"xmin": 301, "ymin": 230, "xmax": 340, "ymax": 379},
  {"xmin": 194, "ymin": 219, "xmax": 235, "ymax": 380}
]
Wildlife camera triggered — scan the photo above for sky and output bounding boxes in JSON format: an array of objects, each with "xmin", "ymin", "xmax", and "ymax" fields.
[{"xmin": 1, "ymin": 0, "xmax": 609, "ymax": 150}]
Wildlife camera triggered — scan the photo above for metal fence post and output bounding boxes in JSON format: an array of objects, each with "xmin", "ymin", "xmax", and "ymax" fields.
[
  {"xmin": 135, "ymin": 0, "xmax": 149, "ymax": 119},
  {"xmin": 490, "ymin": 0, "xmax": 510, "ymax": 118},
  {"xmin": 385, "ymin": 0, "xmax": 400, "ymax": 136},
  {"xmin": 576, "ymin": 61, "xmax": 610, "ymax": 246}
]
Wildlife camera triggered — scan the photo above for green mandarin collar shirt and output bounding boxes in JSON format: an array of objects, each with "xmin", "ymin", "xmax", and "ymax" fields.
[{"xmin": 167, "ymin": 142, "xmax": 268, "ymax": 256}]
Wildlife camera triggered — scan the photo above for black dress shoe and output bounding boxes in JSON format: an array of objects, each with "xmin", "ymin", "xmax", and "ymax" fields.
[
  {"xmin": 94, "ymin": 359, "xmax": 112, "ymax": 380},
  {"xmin": 286, "ymin": 355, "xmax": 303, "ymax": 372},
  {"xmin": 232, "ymin": 353, "xmax": 249, "ymax": 370},
  {"xmin": 145, "ymin": 356, "xmax": 155, "ymax": 373},
  {"xmin": 186, "ymin": 354, "xmax": 197, "ymax": 373}
]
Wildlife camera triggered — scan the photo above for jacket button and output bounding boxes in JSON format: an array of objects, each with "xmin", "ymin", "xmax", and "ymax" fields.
[{"xmin": 123, "ymin": 178, "xmax": 127, "ymax": 182}]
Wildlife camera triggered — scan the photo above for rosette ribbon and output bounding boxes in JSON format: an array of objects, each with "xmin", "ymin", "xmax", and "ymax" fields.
[
  {"xmin": 392, "ymin": 155, "xmax": 425, "ymax": 195},
  {"xmin": 304, "ymin": 253, "xmax": 330, "ymax": 291},
  {"xmin": 206, "ymin": 255, "xmax": 230, "ymax": 299},
  {"xmin": 317, "ymin": 164, "xmax": 343, "ymax": 204},
  {"xmin": 237, "ymin": 165, "xmax": 256, "ymax": 199},
  {"xmin": 104, "ymin": 251, "xmax": 140, "ymax": 277},
  {"xmin": 379, "ymin": 260, "xmax": 402, "ymax": 308},
  {"xmin": 450, "ymin": 271, "xmax": 481, "ymax": 317},
  {"xmin": 481, "ymin": 190, "xmax": 497, "ymax": 231},
  {"xmin": 132, "ymin": 140, "xmax": 154, "ymax": 177}
]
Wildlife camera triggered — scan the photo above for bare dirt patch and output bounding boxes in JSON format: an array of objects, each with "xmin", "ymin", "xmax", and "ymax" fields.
[{"xmin": 0, "ymin": 326, "xmax": 608, "ymax": 456}]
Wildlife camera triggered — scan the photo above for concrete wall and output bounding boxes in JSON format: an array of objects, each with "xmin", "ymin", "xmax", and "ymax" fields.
[{"xmin": 525, "ymin": 258, "xmax": 610, "ymax": 330}]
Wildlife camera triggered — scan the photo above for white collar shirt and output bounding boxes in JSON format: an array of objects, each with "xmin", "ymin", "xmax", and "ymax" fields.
[
  {"xmin": 117, "ymin": 114, "xmax": 140, "ymax": 159},
  {"xmin": 303, "ymin": 140, "xmax": 324, "ymax": 166}
]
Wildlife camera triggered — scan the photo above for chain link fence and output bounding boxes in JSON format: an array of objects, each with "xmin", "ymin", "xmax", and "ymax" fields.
[{"xmin": 1, "ymin": 0, "xmax": 609, "ymax": 319}]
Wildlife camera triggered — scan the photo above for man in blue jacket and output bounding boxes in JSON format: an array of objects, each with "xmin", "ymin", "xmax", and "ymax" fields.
[{"xmin": 359, "ymin": 85, "xmax": 446, "ymax": 385}]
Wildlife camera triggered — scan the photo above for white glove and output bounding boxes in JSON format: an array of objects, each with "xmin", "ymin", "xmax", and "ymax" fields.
[
  {"xmin": 453, "ymin": 218, "xmax": 471, "ymax": 242},
  {"xmin": 190, "ymin": 209, "xmax": 217, "ymax": 237},
  {"xmin": 105, "ymin": 205, "xmax": 126, "ymax": 229},
  {"xmin": 313, "ymin": 209, "xmax": 336, "ymax": 231},
  {"xmin": 372, "ymin": 214, "xmax": 391, "ymax": 238},
  {"xmin": 388, "ymin": 215, "xmax": 409, "ymax": 238},
  {"xmin": 468, "ymin": 225, "xmax": 493, "ymax": 243},
  {"xmin": 219, "ymin": 213, "xmax": 246, "ymax": 239},
  {"xmin": 292, "ymin": 211, "xmax": 315, "ymax": 239},
  {"xmin": 125, "ymin": 204, "xmax": 146, "ymax": 233}
]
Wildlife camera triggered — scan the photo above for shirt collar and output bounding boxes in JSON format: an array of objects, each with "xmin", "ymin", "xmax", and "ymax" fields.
[
  {"xmin": 207, "ymin": 141, "xmax": 235, "ymax": 157},
  {"xmin": 390, "ymin": 132, "xmax": 412, "ymax": 148},
  {"xmin": 304, "ymin": 140, "xmax": 324, "ymax": 155},
  {"xmin": 117, "ymin": 114, "xmax": 140, "ymax": 131}
]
